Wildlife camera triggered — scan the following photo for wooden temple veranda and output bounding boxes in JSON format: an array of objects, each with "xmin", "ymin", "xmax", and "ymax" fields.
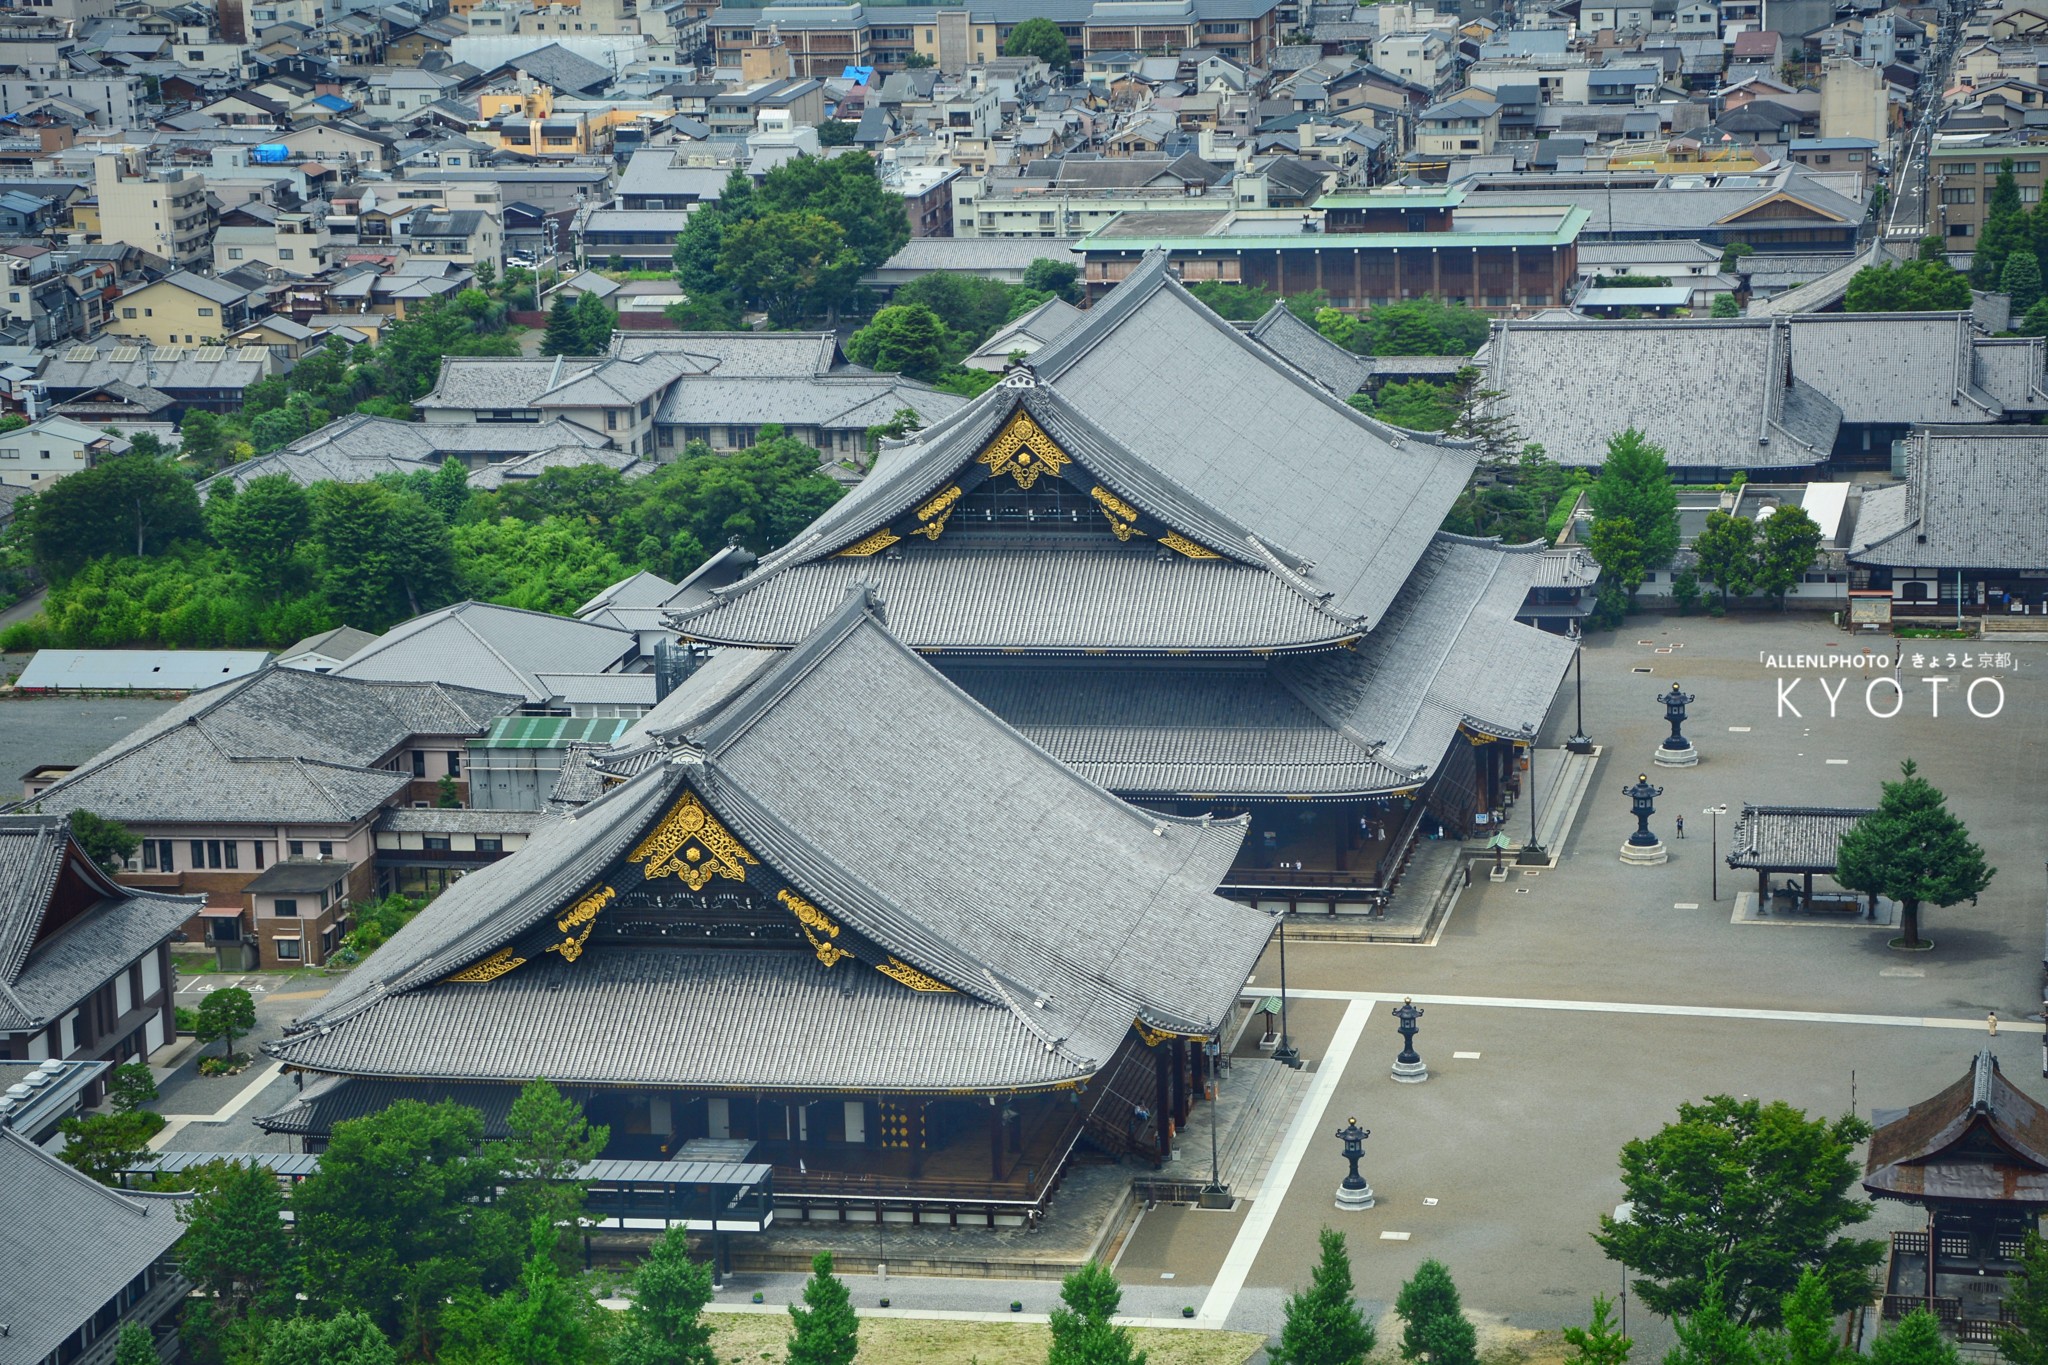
[
  {"xmin": 1865, "ymin": 1049, "xmax": 2048, "ymax": 1341},
  {"xmin": 1724, "ymin": 804, "xmax": 1880, "ymax": 917}
]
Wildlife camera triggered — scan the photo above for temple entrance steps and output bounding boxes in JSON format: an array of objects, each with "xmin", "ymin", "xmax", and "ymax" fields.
[{"xmin": 1212, "ymin": 1057, "xmax": 1314, "ymax": 1198}]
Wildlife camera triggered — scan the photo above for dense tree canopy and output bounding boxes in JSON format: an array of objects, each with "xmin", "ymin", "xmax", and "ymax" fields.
[
  {"xmin": 1834, "ymin": 760, "xmax": 1994, "ymax": 950},
  {"xmin": 1003, "ymin": 15, "xmax": 1072, "ymax": 68}
]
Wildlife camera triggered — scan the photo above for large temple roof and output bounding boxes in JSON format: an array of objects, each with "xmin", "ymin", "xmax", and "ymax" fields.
[
  {"xmin": 671, "ymin": 254, "xmax": 1478, "ymax": 654},
  {"xmin": 272, "ymin": 592, "xmax": 1271, "ymax": 1093},
  {"xmin": 942, "ymin": 536, "xmax": 1576, "ymax": 799},
  {"xmin": 1865, "ymin": 1049, "xmax": 2048, "ymax": 1207}
]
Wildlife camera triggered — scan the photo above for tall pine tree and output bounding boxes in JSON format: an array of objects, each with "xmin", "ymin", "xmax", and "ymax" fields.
[
  {"xmin": 1973, "ymin": 158, "xmax": 2027, "ymax": 289},
  {"xmin": 1271, "ymin": 1228, "xmax": 1377, "ymax": 1365},
  {"xmin": 1396, "ymin": 1260, "xmax": 1479, "ymax": 1365},
  {"xmin": 786, "ymin": 1252, "xmax": 858, "ymax": 1365},
  {"xmin": 540, "ymin": 293, "xmax": 581, "ymax": 356},
  {"xmin": 1049, "ymin": 1260, "xmax": 1146, "ymax": 1365}
]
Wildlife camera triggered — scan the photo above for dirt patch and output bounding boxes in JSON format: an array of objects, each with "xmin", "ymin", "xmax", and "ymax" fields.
[{"xmin": 704, "ymin": 1312, "xmax": 1264, "ymax": 1365}]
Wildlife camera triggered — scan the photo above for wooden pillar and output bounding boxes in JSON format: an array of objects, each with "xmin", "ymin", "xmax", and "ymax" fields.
[
  {"xmin": 988, "ymin": 1100, "xmax": 1004, "ymax": 1181},
  {"xmin": 1170, "ymin": 1037, "xmax": 1188, "ymax": 1124},
  {"xmin": 1470, "ymin": 248, "xmax": 1479, "ymax": 304},
  {"xmin": 911, "ymin": 1101, "xmax": 926, "ymax": 1179},
  {"xmin": 1192, "ymin": 1038, "xmax": 1208, "ymax": 1101},
  {"xmin": 1803, "ymin": 871, "xmax": 1813, "ymax": 911},
  {"xmin": 1431, "ymin": 248, "xmax": 1441, "ymax": 301},
  {"xmin": 1153, "ymin": 1046, "xmax": 1172, "ymax": 1168},
  {"xmin": 1512, "ymin": 245, "xmax": 1521, "ymax": 307}
]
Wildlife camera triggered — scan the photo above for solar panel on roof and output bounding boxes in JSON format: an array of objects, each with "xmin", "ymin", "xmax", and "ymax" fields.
[
  {"xmin": 157, "ymin": 346, "xmax": 186, "ymax": 361},
  {"xmin": 65, "ymin": 344, "xmax": 97, "ymax": 361},
  {"xmin": 194, "ymin": 347, "xmax": 225, "ymax": 362},
  {"xmin": 109, "ymin": 345, "xmax": 141, "ymax": 363}
]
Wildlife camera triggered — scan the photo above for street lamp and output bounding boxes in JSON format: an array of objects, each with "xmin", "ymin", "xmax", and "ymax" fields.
[
  {"xmin": 1273, "ymin": 912, "xmax": 1300, "ymax": 1069},
  {"xmin": 1200, "ymin": 1037, "xmax": 1231, "ymax": 1208},
  {"xmin": 1652, "ymin": 682, "xmax": 1699, "ymax": 768},
  {"xmin": 1567, "ymin": 621, "xmax": 1593, "ymax": 754},
  {"xmin": 1704, "ymin": 804, "xmax": 1728, "ymax": 900},
  {"xmin": 1391, "ymin": 997, "xmax": 1428, "ymax": 1083},
  {"xmin": 1613, "ymin": 1201, "xmax": 1634, "ymax": 1337},
  {"xmin": 1619, "ymin": 772, "xmax": 1668, "ymax": 866}
]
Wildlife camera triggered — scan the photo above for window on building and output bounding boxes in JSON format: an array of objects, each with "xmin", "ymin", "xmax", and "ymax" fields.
[
  {"xmin": 412, "ymin": 751, "xmax": 427, "ymax": 777},
  {"xmin": 605, "ymin": 410, "xmax": 619, "ymax": 430},
  {"xmin": 122, "ymin": 307, "xmax": 136, "ymax": 318},
  {"xmin": 289, "ymin": 839, "xmax": 304, "ymax": 856},
  {"xmin": 1940, "ymin": 187, "xmax": 1976, "ymax": 204},
  {"xmin": 224, "ymin": 842, "xmax": 238, "ymax": 869},
  {"xmin": 190, "ymin": 839, "xmax": 204, "ymax": 867},
  {"xmin": 253, "ymin": 842, "xmax": 265, "ymax": 869},
  {"xmin": 318, "ymin": 841, "xmax": 332, "ymax": 857},
  {"xmin": 2019, "ymin": 161, "xmax": 2042, "ymax": 173},
  {"xmin": 424, "ymin": 835, "xmax": 451, "ymax": 851},
  {"xmin": 273, "ymin": 898, "xmax": 299, "ymax": 917},
  {"xmin": 477, "ymin": 837, "xmax": 502, "ymax": 853},
  {"xmin": 278, "ymin": 248, "xmax": 294, "ymax": 260},
  {"xmin": 275, "ymin": 938, "xmax": 302, "ymax": 960},
  {"xmin": 197, "ymin": 307, "xmax": 214, "ymax": 317},
  {"xmin": 447, "ymin": 751, "xmax": 461, "ymax": 777}
]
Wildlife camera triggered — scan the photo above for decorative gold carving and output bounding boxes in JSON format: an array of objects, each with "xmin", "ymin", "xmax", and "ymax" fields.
[
  {"xmin": 977, "ymin": 410, "xmax": 1070, "ymax": 489},
  {"xmin": 557, "ymin": 884, "xmax": 615, "ymax": 932},
  {"xmin": 1135, "ymin": 1019, "xmax": 1175, "ymax": 1047},
  {"xmin": 1091, "ymin": 486, "xmax": 1139, "ymax": 541},
  {"xmin": 551, "ymin": 918, "xmax": 597, "ymax": 963},
  {"xmin": 912, "ymin": 484, "xmax": 962, "ymax": 543},
  {"xmin": 630, "ymin": 791, "xmax": 759, "ymax": 890},
  {"xmin": 836, "ymin": 528, "xmax": 901, "ymax": 557},
  {"xmin": 877, "ymin": 956, "xmax": 955, "ymax": 992},
  {"xmin": 445, "ymin": 946, "xmax": 524, "ymax": 983},
  {"xmin": 779, "ymin": 887, "xmax": 849, "ymax": 967},
  {"xmin": 1158, "ymin": 532, "xmax": 1220, "ymax": 560}
]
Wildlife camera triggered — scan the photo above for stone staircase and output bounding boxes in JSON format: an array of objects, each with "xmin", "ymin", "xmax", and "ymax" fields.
[{"xmin": 1211, "ymin": 1057, "xmax": 1315, "ymax": 1199}]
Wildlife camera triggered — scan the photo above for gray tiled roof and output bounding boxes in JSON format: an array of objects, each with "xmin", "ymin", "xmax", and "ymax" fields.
[
  {"xmin": 1849, "ymin": 427, "xmax": 2048, "ymax": 571},
  {"xmin": 272, "ymin": 594, "xmax": 1270, "ymax": 1091},
  {"xmin": 1485, "ymin": 318, "xmax": 1841, "ymax": 468},
  {"xmin": 12, "ymin": 669, "xmax": 518, "ymax": 825},
  {"xmin": 609, "ymin": 331, "xmax": 843, "ymax": 376},
  {"xmin": 465, "ymin": 445, "xmax": 651, "ymax": 492},
  {"xmin": 654, "ymin": 374, "xmax": 966, "ymax": 430},
  {"xmin": 1023, "ymin": 253, "xmax": 1477, "ymax": 626},
  {"xmin": 255, "ymin": 1074, "xmax": 526, "ymax": 1137},
  {"xmin": 536, "ymin": 353, "xmax": 698, "ymax": 409},
  {"xmin": 1786, "ymin": 314, "xmax": 2002, "ymax": 425},
  {"xmin": 418, "ymin": 356, "xmax": 607, "ymax": 411},
  {"xmin": 330, "ymin": 601, "xmax": 638, "ymax": 703},
  {"xmin": 576, "ymin": 569, "xmax": 679, "ymax": 617},
  {"xmin": 673, "ymin": 379, "xmax": 1373, "ymax": 651},
  {"xmin": 374, "ymin": 808, "xmax": 552, "ymax": 834},
  {"xmin": 1971, "ymin": 338, "xmax": 2048, "ymax": 410},
  {"xmin": 1723, "ymin": 803, "xmax": 1875, "ymax": 870},
  {"xmin": 1245, "ymin": 302, "xmax": 1374, "ymax": 396},
  {"xmin": 0, "ymin": 1127, "xmax": 187, "ymax": 1365}
]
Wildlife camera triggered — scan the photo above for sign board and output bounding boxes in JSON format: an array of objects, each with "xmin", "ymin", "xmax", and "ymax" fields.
[{"xmin": 1849, "ymin": 591, "xmax": 1892, "ymax": 626}]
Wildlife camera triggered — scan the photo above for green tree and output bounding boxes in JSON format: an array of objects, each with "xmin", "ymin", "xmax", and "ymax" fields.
[
  {"xmin": 1588, "ymin": 429, "xmax": 1679, "ymax": 584},
  {"xmin": 574, "ymin": 291, "xmax": 618, "ymax": 354},
  {"xmin": 1562, "ymin": 1295, "xmax": 1631, "ymax": 1365},
  {"xmin": 756, "ymin": 151, "xmax": 910, "ymax": 277},
  {"xmin": 425, "ymin": 457, "xmax": 472, "ymax": 527},
  {"xmin": 845, "ymin": 303, "xmax": 950, "ymax": 380},
  {"xmin": 68, "ymin": 809, "xmax": 137, "ymax": 873},
  {"xmin": 610, "ymin": 1226, "xmax": 717, "ymax": 1365},
  {"xmin": 1396, "ymin": 1260, "xmax": 1478, "ymax": 1365},
  {"xmin": 177, "ymin": 1158, "xmax": 297, "ymax": 1318},
  {"xmin": 719, "ymin": 211, "xmax": 862, "ymax": 326},
  {"xmin": 1844, "ymin": 259, "xmax": 1972, "ymax": 312},
  {"xmin": 1763, "ymin": 1268, "xmax": 1841, "ymax": 1365},
  {"xmin": 57, "ymin": 1110, "xmax": 163, "ymax": 1183},
  {"xmin": 1587, "ymin": 516, "xmax": 1649, "ymax": 599},
  {"xmin": 1752, "ymin": 506, "xmax": 1822, "ymax": 608},
  {"xmin": 1594, "ymin": 1095, "xmax": 1881, "ymax": 1326},
  {"xmin": 1721, "ymin": 242, "xmax": 1755, "ymax": 274},
  {"xmin": 1691, "ymin": 511, "xmax": 1760, "ymax": 607},
  {"xmin": 1363, "ymin": 378, "xmax": 1460, "ymax": 431},
  {"xmin": 441, "ymin": 1218, "xmax": 594, "ymax": 1365},
  {"xmin": 1023, "ymin": 257, "xmax": 1085, "ymax": 303},
  {"xmin": 664, "ymin": 292, "xmax": 743, "ymax": 331},
  {"xmin": 1996, "ymin": 1232, "xmax": 2048, "ymax": 1365},
  {"xmin": 495, "ymin": 1077, "xmax": 610, "ymax": 1263},
  {"xmin": 256, "ymin": 1310, "xmax": 396, "ymax": 1365},
  {"xmin": 293, "ymin": 1100, "xmax": 512, "ymax": 1349},
  {"xmin": 817, "ymin": 117, "xmax": 856, "ymax": 146},
  {"xmin": 1671, "ymin": 565, "xmax": 1704, "ymax": 615},
  {"xmin": 2003, "ymin": 248, "xmax": 2044, "ymax": 313},
  {"xmin": 193, "ymin": 987, "xmax": 256, "ymax": 1059},
  {"xmin": 1184, "ymin": 280, "xmax": 1282, "ymax": 320},
  {"xmin": 1973, "ymin": 158, "xmax": 2027, "ymax": 288},
  {"xmin": 786, "ymin": 1252, "xmax": 858, "ymax": 1365},
  {"xmin": 435, "ymin": 773, "xmax": 460, "ymax": 807},
  {"xmin": 2020, "ymin": 297, "xmax": 2048, "ymax": 337},
  {"xmin": 541, "ymin": 293, "xmax": 583, "ymax": 355},
  {"xmin": 1711, "ymin": 294, "xmax": 1742, "ymax": 318},
  {"xmin": 176, "ymin": 410, "xmax": 240, "ymax": 469},
  {"xmin": 1834, "ymin": 759, "xmax": 1995, "ymax": 950},
  {"xmin": 23, "ymin": 453, "xmax": 204, "ymax": 580},
  {"xmin": 340, "ymin": 893, "xmax": 423, "ymax": 957},
  {"xmin": 1048, "ymin": 1259, "xmax": 1146, "ymax": 1365},
  {"xmin": 1663, "ymin": 1269, "xmax": 1760, "ymax": 1365},
  {"xmin": 1270, "ymin": 1228, "xmax": 1376, "ymax": 1365},
  {"xmin": 367, "ymin": 296, "xmax": 521, "ymax": 401},
  {"xmin": 1003, "ymin": 14, "xmax": 1073, "ymax": 67},
  {"xmin": 113, "ymin": 1322, "xmax": 156, "ymax": 1365},
  {"xmin": 207, "ymin": 475, "xmax": 313, "ymax": 602},
  {"xmin": 1868, "ymin": 1309, "xmax": 1959, "ymax": 1365},
  {"xmin": 890, "ymin": 270, "xmax": 1020, "ymax": 345},
  {"xmin": 311, "ymin": 482, "xmax": 459, "ymax": 629},
  {"xmin": 454, "ymin": 516, "xmax": 626, "ymax": 615},
  {"xmin": 106, "ymin": 1060, "xmax": 158, "ymax": 1114}
]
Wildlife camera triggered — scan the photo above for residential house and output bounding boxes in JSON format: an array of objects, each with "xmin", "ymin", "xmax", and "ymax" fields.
[
  {"xmin": 92, "ymin": 151, "xmax": 213, "ymax": 268},
  {"xmin": 0, "ymin": 814, "xmax": 194, "ymax": 1090},
  {"xmin": 107, "ymin": 271, "xmax": 259, "ymax": 346},
  {"xmin": 10, "ymin": 669, "xmax": 521, "ymax": 968},
  {"xmin": 0, "ymin": 414, "xmax": 126, "ymax": 490},
  {"xmin": 1415, "ymin": 90, "xmax": 1503, "ymax": 157},
  {"xmin": 404, "ymin": 206, "xmax": 503, "ymax": 269}
]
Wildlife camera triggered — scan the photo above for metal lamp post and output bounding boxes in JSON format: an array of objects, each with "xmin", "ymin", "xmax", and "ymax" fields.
[
  {"xmin": 1391, "ymin": 997, "xmax": 1428, "ymax": 1083},
  {"xmin": 1334, "ymin": 1116, "xmax": 1376, "ymax": 1210},
  {"xmin": 1200, "ymin": 1037, "xmax": 1231, "ymax": 1208},
  {"xmin": 1705, "ymin": 804, "xmax": 1727, "ymax": 900},
  {"xmin": 1613, "ymin": 1201, "xmax": 1634, "ymax": 1338},
  {"xmin": 1567, "ymin": 622, "xmax": 1593, "ymax": 754},
  {"xmin": 1652, "ymin": 682, "xmax": 1699, "ymax": 767},
  {"xmin": 1274, "ymin": 913, "xmax": 1300, "ymax": 1069},
  {"xmin": 1619, "ymin": 772, "xmax": 1668, "ymax": 866}
]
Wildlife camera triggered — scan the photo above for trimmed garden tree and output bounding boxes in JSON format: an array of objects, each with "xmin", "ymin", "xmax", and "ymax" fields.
[
  {"xmin": 1271, "ymin": 1227, "xmax": 1376, "ymax": 1365},
  {"xmin": 1049, "ymin": 1259, "xmax": 1145, "ymax": 1365},
  {"xmin": 1834, "ymin": 759, "xmax": 1994, "ymax": 950},
  {"xmin": 193, "ymin": 987, "xmax": 256, "ymax": 1060},
  {"xmin": 1396, "ymin": 1260, "xmax": 1478, "ymax": 1365},
  {"xmin": 1561, "ymin": 1295, "xmax": 1630, "ymax": 1365},
  {"xmin": 787, "ymin": 1252, "xmax": 857, "ymax": 1365}
]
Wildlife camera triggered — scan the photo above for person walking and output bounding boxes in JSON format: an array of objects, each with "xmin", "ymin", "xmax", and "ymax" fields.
[{"xmin": 1675, "ymin": 815, "xmax": 1686, "ymax": 839}]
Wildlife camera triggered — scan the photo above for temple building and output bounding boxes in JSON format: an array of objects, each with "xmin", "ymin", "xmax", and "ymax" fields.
[
  {"xmin": 264, "ymin": 593, "xmax": 1274, "ymax": 1219},
  {"xmin": 668, "ymin": 253, "xmax": 1577, "ymax": 909}
]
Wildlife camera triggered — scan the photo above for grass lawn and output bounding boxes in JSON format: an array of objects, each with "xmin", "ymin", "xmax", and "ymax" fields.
[{"xmin": 703, "ymin": 1313, "xmax": 1263, "ymax": 1365}]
